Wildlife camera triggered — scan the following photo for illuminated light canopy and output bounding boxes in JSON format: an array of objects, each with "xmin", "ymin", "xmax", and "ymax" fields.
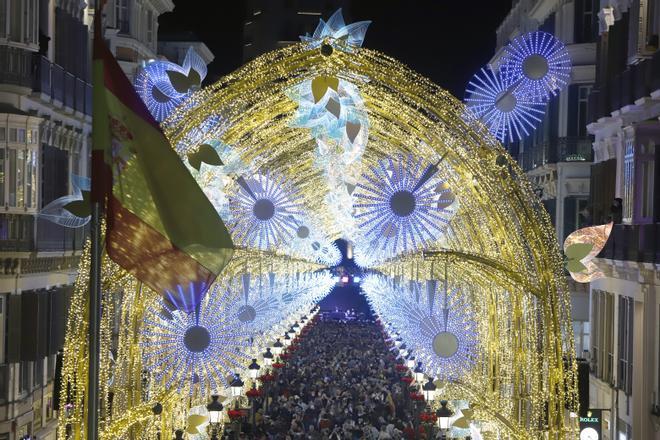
[
  {"xmin": 500, "ymin": 31, "xmax": 571, "ymax": 102},
  {"xmin": 353, "ymin": 155, "xmax": 454, "ymax": 256},
  {"xmin": 464, "ymin": 66, "xmax": 546, "ymax": 143},
  {"xmin": 299, "ymin": 8, "xmax": 371, "ymax": 52},
  {"xmin": 141, "ymin": 288, "xmax": 251, "ymax": 396},
  {"xmin": 227, "ymin": 172, "xmax": 303, "ymax": 250},
  {"xmin": 134, "ymin": 47, "xmax": 208, "ymax": 122}
]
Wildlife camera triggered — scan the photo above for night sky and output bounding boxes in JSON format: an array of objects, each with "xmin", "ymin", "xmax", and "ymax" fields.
[{"xmin": 159, "ymin": 0, "xmax": 512, "ymax": 99}]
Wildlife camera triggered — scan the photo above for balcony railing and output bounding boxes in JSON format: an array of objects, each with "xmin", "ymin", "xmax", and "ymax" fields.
[
  {"xmin": 0, "ymin": 214, "xmax": 87, "ymax": 253},
  {"xmin": 32, "ymin": 54, "xmax": 92, "ymax": 115},
  {"xmin": 0, "ymin": 46, "xmax": 32, "ymax": 89},
  {"xmin": 598, "ymin": 223, "xmax": 660, "ymax": 263},
  {"xmin": 587, "ymin": 49, "xmax": 660, "ymax": 123},
  {"xmin": 519, "ymin": 137, "xmax": 593, "ymax": 171}
]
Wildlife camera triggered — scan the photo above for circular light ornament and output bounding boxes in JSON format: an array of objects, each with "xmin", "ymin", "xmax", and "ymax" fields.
[
  {"xmin": 464, "ymin": 66, "xmax": 546, "ymax": 143},
  {"xmin": 500, "ymin": 31, "xmax": 571, "ymax": 102},
  {"xmin": 228, "ymin": 172, "xmax": 303, "ymax": 250},
  {"xmin": 353, "ymin": 155, "xmax": 454, "ymax": 256},
  {"xmin": 141, "ymin": 288, "xmax": 251, "ymax": 396}
]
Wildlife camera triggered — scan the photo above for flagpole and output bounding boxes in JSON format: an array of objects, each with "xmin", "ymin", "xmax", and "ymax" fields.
[{"xmin": 87, "ymin": 0, "xmax": 103, "ymax": 437}]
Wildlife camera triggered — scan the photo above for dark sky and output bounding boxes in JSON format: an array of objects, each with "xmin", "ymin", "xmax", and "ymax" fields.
[{"xmin": 159, "ymin": 1, "xmax": 512, "ymax": 98}]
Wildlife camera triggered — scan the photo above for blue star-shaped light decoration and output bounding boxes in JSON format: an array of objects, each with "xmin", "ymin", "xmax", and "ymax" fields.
[
  {"xmin": 362, "ymin": 274, "xmax": 478, "ymax": 382},
  {"xmin": 141, "ymin": 287, "xmax": 251, "ymax": 396},
  {"xmin": 227, "ymin": 172, "xmax": 303, "ymax": 250},
  {"xmin": 299, "ymin": 8, "xmax": 371, "ymax": 52},
  {"xmin": 134, "ymin": 47, "xmax": 207, "ymax": 122},
  {"xmin": 499, "ymin": 31, "xmax": 571, "ymax": 102},
  {"xmin": 464, "ymin": 66, "xmax": 546, "ymax": 143},
  {"xmin": 353, "ymin": 154, "xmax": 454, "ymax": 257}
]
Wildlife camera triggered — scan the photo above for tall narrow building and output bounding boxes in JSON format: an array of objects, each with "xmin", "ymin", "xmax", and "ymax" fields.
[
  {"xmin": 0, "ymin": 1, "xmax": 211, "ymax": 439},
  {"xmin": 586, "ymin": 2, "xmax": 660, "ymax": 440}
]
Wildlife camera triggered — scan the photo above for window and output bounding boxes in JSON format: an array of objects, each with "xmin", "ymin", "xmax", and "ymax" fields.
[
  {"xmin": 16, "ymin": 128, "xmax": 24, "ymax": 144},
  {"xmin": 0, "ymin": 150, "xmax": 4, "ymax": 206},
  {"xmin": 8, "ymin": 148, "xmax": 16, "ymax": 206},
  {"xmin": 146, "ymin": 10, "xmax": 153, "ymax": 44},
  {"xmin": 8, "ymin": 128, "xmax": 16, "ymax": 143},
  {"xmin": 618, "ymin": 295, "xmax": 634, "ymax": 395},
  {"xmin": 0, "ymin": 364, "xmax": 7, "ymax": 402},
  {"xmin": 15, "ymin": 148, "xmax": 23, "ymax": 207},
  {"xmin": 115, "ymin": 0, "xmax": 130, "ymax": 34},
  {"xmin": 577, "ymin": 86, "xmax": 591, "ymax": 137},
  {"xmin": 33, "ymin": 357, "xmax": 43, "ymax": 388},
  {"xmin": 25, "ymin": 149, "xmax": 36, "ymax": 208},
  {"xmin": 623, "ymin": 142, "xmax": 634, "ymax": 223},
  {"xmin": 617, "ymin": 418, "xmax": 632, "ymax": 440},
  {"xmin": 591, "ymin": 290, "xmax": 614, "ymax": 383},
  {"xmin": 19, "ymin": 361, "xmax": 30, "ymax": 394},
  {"xmin": 0, "ymin": 0, "xmax": 6, "ymax": 38},
  {"xmin": 0, "ymin": 128, "xmax": 5, "ymax": 142}
]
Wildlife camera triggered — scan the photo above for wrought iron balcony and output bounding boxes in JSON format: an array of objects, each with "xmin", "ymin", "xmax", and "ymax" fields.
[
  {"xmin": 0, "ymin": 46, "xmax": 32, "ymax": 89},
  {"xmin": 32, "ymin": 54, "xmax": 92, "ymax": 115},
  {"xmin": 598, "ymin": 223, "xmax": 660, "ymax": 263}
]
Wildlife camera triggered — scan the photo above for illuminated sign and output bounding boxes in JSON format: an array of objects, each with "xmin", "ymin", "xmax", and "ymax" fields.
[{"xmin": 579, "ymin": 409, "xmax": 601, "ymax": 440}]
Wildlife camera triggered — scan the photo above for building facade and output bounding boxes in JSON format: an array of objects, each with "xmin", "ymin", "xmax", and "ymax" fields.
[
  {"xmin": 586, "ymin": 1, "xmax": 660, "ymax": 439},
  {"xmin": 0, "ymin": 1, "xmax": 211, "ymax": 438}
]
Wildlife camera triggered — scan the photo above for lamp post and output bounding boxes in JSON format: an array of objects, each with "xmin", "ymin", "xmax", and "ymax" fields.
[
  {"xmin": 206, "ymin": 395, "xmax": 223, "ymax": 440},
  {"xmin": 230, "ymin": 374, "xmax": 245, "ymax": 399},
  {"xmin": 413, "ymin": 362, "xmax": 424, "ymax": 383},
  {"xmin": 272, "ymin": 339, "xmax": 284, "ymax": 356},
  {"xmin": 436, "ymin": 400, "xmax": 454, "ymax": 439},
  {"xmin": 261, "ymin": 348, "xmax": 273, "ymax": 414},
  {"xmin": 248, "ymin": 359, "xmax": 261, "ymax": 381},
  {"xmin": 283, "ymin": 332, "xmax": 292, "ymax": 347},
  {"xmin": 406, "ymin": 352, "xmax": 416, "ymax": 369},
  {"xmin": 422, "ymin": 378, "xmax": 436, "ymax": 402}
]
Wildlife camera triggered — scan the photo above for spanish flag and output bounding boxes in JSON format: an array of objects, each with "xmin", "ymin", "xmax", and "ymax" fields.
[{"xmin": 91, "ymin": 7, "xmax": 233, "ymax": 297}]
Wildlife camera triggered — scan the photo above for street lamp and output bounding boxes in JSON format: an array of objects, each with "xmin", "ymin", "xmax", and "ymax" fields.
[
  {"xmin": 248, "ymin": 359, "xmax": 261, "ymax": 380},
  {"xmin": 292, "ymin": 321, "xmax": 300, "ymax": 333},
  {"xmin": 206, "ymin": 395, "xmax": 223, "ymax": 439},
  {"xmin": 413, "ymin": 362, "xmax": 425, "ymax": 383},
  {"xmin": 287, "ymin": 327, "xmax": 296, "ymax": 339},
  {"xmin": 230, "ymin": 374, "xmax": 244, "ymax": 398},
  {"xmin": 262, "ymin": 348, "xmax": 274, "ymax": 367},
  {"xmin": 422, "ymin": 377, "xmax": 436, "ymax": 402},
  {"xmin": 406, "ymin": 352, "xmax": 416, "ymax": 369},
  {"xmin": 283, "ymin": 332, "xmax": 292, "ymax": 346},
  {"xmin": 272, "ymin": 339, "xmax": 284, "ymax": 356},
  {"xmin": 394, "ymin": 337, "xmax": 403, "ymax": 348},
  {"xmin": 398, "ymin": 343, "xmax": 408, "ymax": 357},
  {"xmin": 436, "ymin": 400, "xmax": 454, "ymax": 434}
]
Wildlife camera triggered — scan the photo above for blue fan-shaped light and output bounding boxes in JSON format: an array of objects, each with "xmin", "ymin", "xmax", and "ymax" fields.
[
  {"xmin": 134, "ymin": 47, "xmax": 207, "ymax": 122},
  {"xmin": 141, "ymin": 288, "xmax": 251, "ymax": 396},
  {"xmin": 353, "ymin": 155, "xmax": 454, "ymax": 256},
  {"xmin": 226, "ymin": 276, "xmax": 281, "ymax": 338},
  {"xmin": 500, "ymin": 31, "xmax": 571, "ymax": 102},
  {"xmin": 362, "ymin": 274, "xmax": 478, "ymax": 382},
  {"xmin": 464, "ymin": 66, "xmax": 546, "ymax": 143},
  {"xmin": 228, "ymin": 172, "xmax": 303, "ymax": 250}
]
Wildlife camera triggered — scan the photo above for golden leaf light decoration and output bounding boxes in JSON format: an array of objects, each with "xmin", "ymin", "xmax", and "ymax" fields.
[{"xmin": 563, "ymin": 222, "xmax": 613, "ymax": 283}]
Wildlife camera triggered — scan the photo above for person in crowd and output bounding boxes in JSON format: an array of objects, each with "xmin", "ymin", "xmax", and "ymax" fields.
[{"xmin": 252, "ymin": 315, "xmax": 415, "ymax": 438}]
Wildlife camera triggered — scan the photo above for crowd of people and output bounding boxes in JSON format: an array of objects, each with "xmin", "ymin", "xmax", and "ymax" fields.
[{"xmin": 227, "ymin": 311, "xmax": 429, "ymax": 439}]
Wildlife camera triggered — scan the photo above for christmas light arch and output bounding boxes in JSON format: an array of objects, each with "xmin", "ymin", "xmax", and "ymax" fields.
[{"xmin": 59, "ymin": 36, "xmax": 578, "ymax": 440}]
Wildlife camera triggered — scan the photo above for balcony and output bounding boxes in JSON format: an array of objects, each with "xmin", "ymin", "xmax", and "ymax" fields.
[
  {"xmin": 598, "ymin": 223, "xmax": 660, "ymax": 263},
  {"xmin": 0, "ymin": 46, "xmax": 32, "ymax": 89},
  {"xmin": 0, "ymin": 214, "xmax": 87, "ymax": 253},
  {"xmin": 32, "ymin": 55, "xmax": 92, "ymax": 116},
  {"xmin": 519, "ymin": 137, "xmax": 593, "ymax": 171}
]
